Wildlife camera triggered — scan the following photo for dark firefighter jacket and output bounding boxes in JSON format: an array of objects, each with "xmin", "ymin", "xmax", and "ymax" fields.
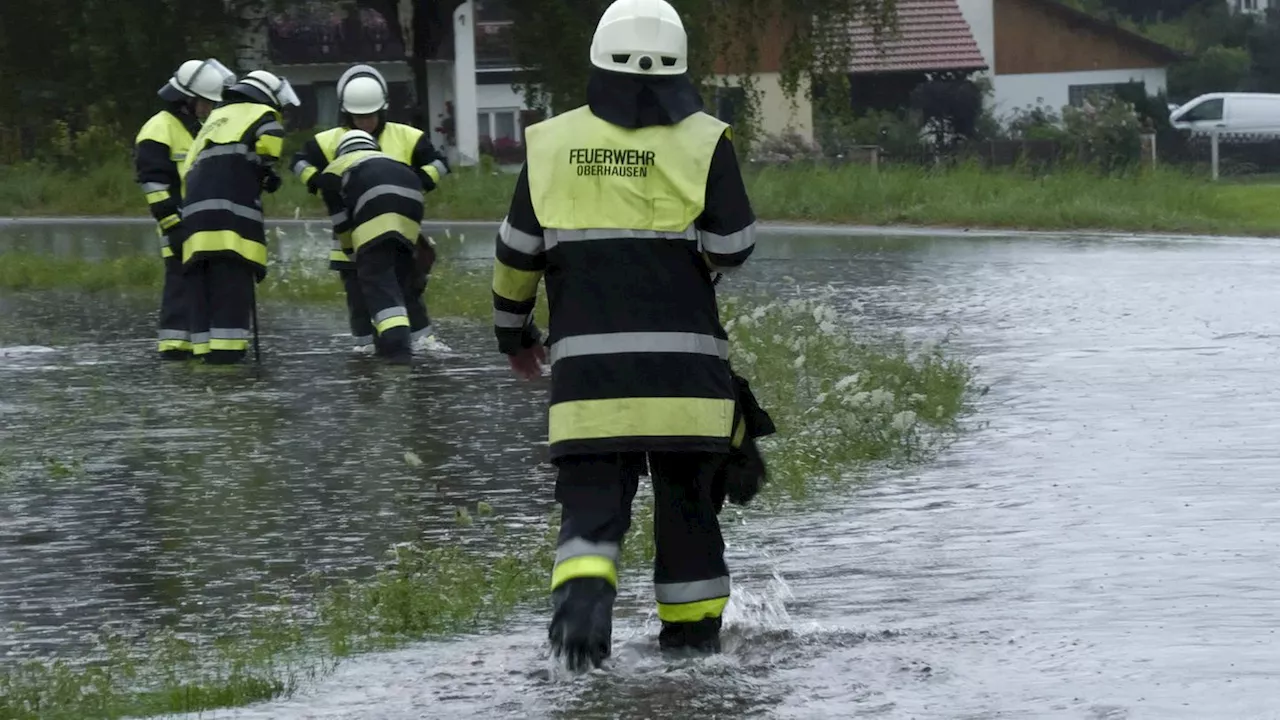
[
  {"xmin": 491, "ymin": 69, "xmax": 758, "ymax": 460},
  {"xmin": 290, "ymin": 122, "xmax": 447, "ymax": 267},
  {"xmin": 178, "ymin": 101, "xmax": 285, "ymax": 279},
  {"xmin": 134, "ymin": 107, "xmax": 201, "ymax": 257},
  {"xmin": 321, "ymin": 149, "xmax": 425, "ymax": 257}
]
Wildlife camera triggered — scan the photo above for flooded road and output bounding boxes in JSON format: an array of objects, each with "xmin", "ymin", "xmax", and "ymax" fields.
[{"xmin": 4, "ymin": 221, "xmax": 1280, "ymax": 718}]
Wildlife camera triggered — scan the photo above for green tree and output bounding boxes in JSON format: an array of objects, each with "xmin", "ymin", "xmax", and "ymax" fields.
[
  {"xmin": 506, "ymin": 0, "xmax": 898, "ymax": 152},
  {"xmin": 1168, "ymin": 45, "xmax": 1251, "ymax": 101}
]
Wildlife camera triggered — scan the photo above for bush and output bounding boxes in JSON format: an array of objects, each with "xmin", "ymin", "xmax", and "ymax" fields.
[{"xmin": 1062, "ymin": 94, "xmax": 1143, "ymax": 171}]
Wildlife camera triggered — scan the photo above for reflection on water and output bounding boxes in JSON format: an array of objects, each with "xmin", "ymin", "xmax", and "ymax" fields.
[{"xmin": 4, "ymin": 222, "xmax": 1280, "ymax": 718}]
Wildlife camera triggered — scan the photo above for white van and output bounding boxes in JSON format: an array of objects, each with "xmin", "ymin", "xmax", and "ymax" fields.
[{"xmin": 1169, "ymin": 92, "xmax": 1280, "ymax": 135}]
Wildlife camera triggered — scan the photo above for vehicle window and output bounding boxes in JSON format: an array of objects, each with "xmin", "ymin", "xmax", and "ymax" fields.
[{"xmin": 1180, "ymin": 98, "xmax": 1224, "ymax": 122}]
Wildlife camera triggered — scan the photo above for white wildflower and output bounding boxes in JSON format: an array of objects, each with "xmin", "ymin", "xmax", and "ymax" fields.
[
  {"xmin": 751, "ymin": 306, "xmax": 767, "ymax": 321},
  {"xmin": 792, "ymin": 354, "xmax": 806, "ymax": 369},
  {"xmin": 737, "ymin": 315, "xmax": 754, "ymax": 328},
  {"xmin": 848, "ymin": 391, "xmax": 871, "ymax": 408},
  {"xmin": 834, "ymin": 374, "xmax": 861, "ymax": 391},
  {"xmin": 891, "ymin": 410, "xmax": 917, "ymax": 432},
  {"xmin": 819, "ymin": 320, "xmax": 839, "ymax": 335},
  {"xmin": 869, "ymin": 388, "xmax": 894, "ymax": 407},
  {"xmin": 814, "ymin": 392, "xmax": 828, "ymax": 405},
  {"xmin": 772, "ymin": 334, "xmax": 784, "ymax": 345}
]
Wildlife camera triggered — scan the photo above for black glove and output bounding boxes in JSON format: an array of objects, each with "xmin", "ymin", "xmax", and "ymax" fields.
[
  {"xmin": 715, "ymin": 372, "xmax": 777, "ymax": 510},
  {"xmin": 307, "ymin": 171, "xmax": 342, "ymax": 197},
  {"xmin": 260, "ymin": 167, "xmax": 282, "ymax": 194}
]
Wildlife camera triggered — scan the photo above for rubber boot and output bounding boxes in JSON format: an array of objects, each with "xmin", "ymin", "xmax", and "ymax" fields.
[
  {"xmin": 548, "ymin": 577, "xmax": 615, "ymax": 672},
  {"xmin": 658, "ymin": 616, "xmax": 723, "ymax": 655},
  {"xmin": 159, "ymin": 349, "xmax": 192, "ymax": 362},
  {"xmin": 374, "ymin": 327, "xmax": 412, "ymax": 365}
]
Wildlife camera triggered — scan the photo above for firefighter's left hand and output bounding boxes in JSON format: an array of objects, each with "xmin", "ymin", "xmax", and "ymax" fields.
[
  {"xmin": 260, "ymin": 167, "xmax": 282, "ymax": 194},
  {"xmin": 507, "ymin": 344, "xmax": 546, "ymax": 381}
]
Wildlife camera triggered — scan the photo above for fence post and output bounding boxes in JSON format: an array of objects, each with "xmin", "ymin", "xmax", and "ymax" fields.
[{"xmin": 1210, "ymin": 130, "xmax": 1220, "ymax": 181}]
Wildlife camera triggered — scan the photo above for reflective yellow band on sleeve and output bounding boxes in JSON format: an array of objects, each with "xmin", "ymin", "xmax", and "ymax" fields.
[
  {"xmin": 256, "ymin": 134, "xmax": 283, "ymax": 159},
  {"xmin": 492, "ymin": 260, "xmax": 542, "ymax": 303},
  {"xmin": 421, "ymin": 164, "xmax": 441, "ymax": 184},
  {"xmin": 159, "ymin": 214, "xmax": 181, "ymax": 230},
  {"xmin": 146, "ymin": 190, "xmax": 171, "ymax": 204},
  {"xmin": 300, "ymin": 165, "xmax": 318, "ymax": 184}
]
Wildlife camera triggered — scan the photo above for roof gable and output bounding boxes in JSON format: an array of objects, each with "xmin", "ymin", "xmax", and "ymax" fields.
[{"xmin": 845, "ymin": 0, "xmax": 989, "ymax": 74}]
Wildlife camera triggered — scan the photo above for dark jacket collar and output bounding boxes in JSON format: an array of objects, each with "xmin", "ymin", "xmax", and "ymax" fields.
[{"xmin": 586, "ymin": 68, "xmax": 705, "ymax": 129}]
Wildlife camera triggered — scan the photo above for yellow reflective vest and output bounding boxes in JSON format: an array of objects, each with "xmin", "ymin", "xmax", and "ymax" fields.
[{"xmin": 494, "ymin": 105, "xmax": 741, "ymax": 459}]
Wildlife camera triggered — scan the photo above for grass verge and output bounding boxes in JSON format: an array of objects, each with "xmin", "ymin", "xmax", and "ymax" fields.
[
  {"xmin": 2, "ymin": 159, "xmax": 1276, "ymax": 235},
  {"xmin": 0, "ymin": 265, "xmax": 977, "ymax": 719}
]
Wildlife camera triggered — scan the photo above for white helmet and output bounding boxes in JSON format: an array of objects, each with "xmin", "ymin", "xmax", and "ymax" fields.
[
  {"xmin": 589, "ymin": 0, "xmax": 688, "ymax": 76},
  {"xmin": 337, "ymin": 64, "xmax": 388, "ymax": 115},
  {"xmin": 159, "ymin": 58, "xmax": 235, "ymax": 103},
  {"xmin": 336, "ymin": 129, "xmax": 379, "ymax": 157},
  {"xmin": 230, "ymin": 70, "xmax": 302, "ymax": 108}
]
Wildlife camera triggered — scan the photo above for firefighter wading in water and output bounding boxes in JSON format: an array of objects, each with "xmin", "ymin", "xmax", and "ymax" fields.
[
  {"xmin": 134, "ymin": 58, "xmax": 235, "ymax": 360},
  {"xmin": 291, "ymin": 64, "xmax": 451, "ymax": 355},
  {"xmin": 492, "ymin": 0, "xmax": 773, "ymax": 671},
  {"xmin": 177, "ymin": 70, "xmax": 301, "ymax": 364},
  {"xmin": 316, "ymin": 129, "xmax": 430, "ymax": 363}
]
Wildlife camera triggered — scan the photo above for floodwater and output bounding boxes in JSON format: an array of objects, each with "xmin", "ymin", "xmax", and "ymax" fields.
[{"xmin": 3, "ymin": 220, "xmax": 1280, "ymax": 719}]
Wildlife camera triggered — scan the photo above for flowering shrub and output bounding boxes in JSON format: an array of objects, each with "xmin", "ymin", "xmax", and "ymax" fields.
[
  {"xmin": 1062, "ymin": 93, "xmax": 1143, "ymax": 171},
  {"xmin": 718, "ymin": 292, "xmax": 974, "ymax": 502}
]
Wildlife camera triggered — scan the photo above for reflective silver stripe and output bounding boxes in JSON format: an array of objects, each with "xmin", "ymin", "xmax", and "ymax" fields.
[
  {"xmin": 190, "ymin": 332, "xmax": 211, "ymax": 345},
  {"xmin": 430, "ymin": 159, "xmax": 449, "ymax": 177},
  {"xmin": 292, "ymin": 159, "xmax": 314, "ymax": 177},
  {"xmin": 411, "ymin": 326, "xmax": 434, "ymax": 342},
  {"xmin": 699, "ymin": 223, "xmax": 757, "ymax": 256},
  {"xmin": 257, "ymin": 121, "xmax": 284, "ymax": 136},
  {"xmin": 654, "ymin": 576, "xmax": 731, "ymax": 604},
  {"xmin": 182, "ymin": 199, "xmax": 264, "ymax": 223},
  {"xmin": 330, "ymin": 210, "xmax": 349, "ymax": 226},
  {"xmin": 210, "ymin": 327, "xmax": 251, "ymax": 340},
  {"xmin": 158, "ymin": 329, "xmax": 190, "ymax": 340},
  {"xmin": 548, "ymin": 331, "xmax": 728, "ymax": 365},
  {"xmin": 192, "ymin": 143, "xmax": 251, "ymax": 163},
  {"xmin": 544, "ymin": 226, "xmax": 697, "ymax": 248},
  {"xmin": 498, "ymin": 218, "xmax": 544, "ymax": 256},
  {"xmin": 140, "ymin": 182, "xmax": 169, "ymax": 193},
  {"xmin": 493, "ymin": 309, "xmax": 528, "ymax": 329},
  {"xmin": 373, "ymin": 306, "xmax": 407, "ymax": 324},
  {"xmin": 352, "ymin": 334, "xmax": 373, "ymax": 345},
  {"xmin": 352, "ymin": 184, "xmax": 422, "ymax": 217},
  {"xmin": 555, "ymin": 539, "xmax": 620, "ymax": 565}
]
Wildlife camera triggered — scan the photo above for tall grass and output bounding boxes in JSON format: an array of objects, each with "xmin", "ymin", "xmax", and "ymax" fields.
[
  {"xmin": 2, "ymin": 158, "xmax": 1275, "ymax": 235},
  {"xmin": 0, "ymin": 264, "xmax": 976, "ymax": 719}
]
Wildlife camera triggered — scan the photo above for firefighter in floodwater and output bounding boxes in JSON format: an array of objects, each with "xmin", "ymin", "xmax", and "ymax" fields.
[
  {"xmin": 290, "ymin": 64, "xmax": 451, "ymax": 354},
  {"xmin": 317, "ymin": 129, "xmax": 428, "ymax": 363},
  {"xmin": 491, "ymin": 0, "xmax": 773, "ymax": 672},
  {"xmin": 134, "ymin": 58, "xmax": 235, "ymax": 360},
  {"xmin": 177, "ymin": 70, "xmax": 301, "ymax": 365}
]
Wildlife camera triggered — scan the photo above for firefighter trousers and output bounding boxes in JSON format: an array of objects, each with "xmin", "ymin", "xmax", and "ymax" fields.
[
  {"xmin": 339, "ymin": 263, "xmax": 432, "ymax": 347},
  {"xmin": 157, "ymin": 254, "xmax": 192, "ymax": 358},
  {"xmin": 352, "ymin": 239, "xmax": 420, "ymax": 359},
  {"xmin": 551, "ymin": 451, "xmax": 731, "ymax": 651},
  {"xmin": 186, "ymin": 257, "xmax": 255, "ymax": 365}
]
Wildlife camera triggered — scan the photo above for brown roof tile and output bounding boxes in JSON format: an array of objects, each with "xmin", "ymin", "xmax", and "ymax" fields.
[{"xmin": 845, "ymin": 0, "xmax": 988, "ymax": 74}]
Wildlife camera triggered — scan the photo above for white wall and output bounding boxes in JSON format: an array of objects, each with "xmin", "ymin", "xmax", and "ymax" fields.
[
  {"xmin": 712, "ymin": 72, "xmax": 814, "ymax": 143},
  {"xmin": 993, "ymin": 67, "xmax": 1167, "ymax": 119}
]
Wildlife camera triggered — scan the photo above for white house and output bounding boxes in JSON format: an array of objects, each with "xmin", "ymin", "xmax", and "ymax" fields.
[
  {"xmin": 839, "ymin": 0, "xmax": 1182, "ymax": 122},
  {"xmin": 954, "ymin": 0, "xmax": 1182, "ymax": 119},
  {"xmin": 1228, "ymin": 0, "xmax": 1277, "ymax": 14}
]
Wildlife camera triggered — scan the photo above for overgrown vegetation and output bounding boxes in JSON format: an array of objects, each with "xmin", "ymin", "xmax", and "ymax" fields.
[
  {"xmin": 4, "ymin": 156, "xmax": 1278, "ymax": 235},
  {"xmin": 0, "ymin": 265, "xmax": 977, "ymax": 719}
]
